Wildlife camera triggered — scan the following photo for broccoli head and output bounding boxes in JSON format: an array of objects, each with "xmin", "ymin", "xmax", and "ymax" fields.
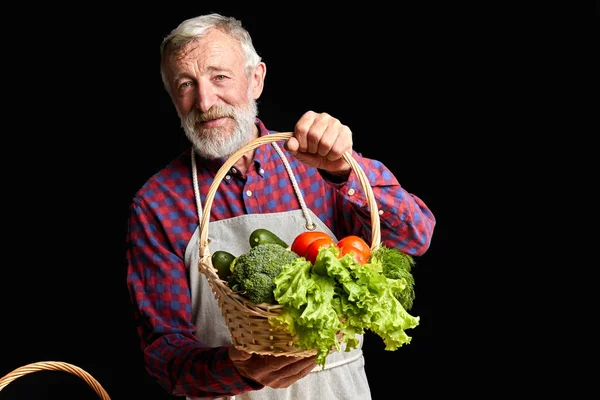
[{"xmin": 230, "ymin": 243, "xmax": 299, "ymax": 304}]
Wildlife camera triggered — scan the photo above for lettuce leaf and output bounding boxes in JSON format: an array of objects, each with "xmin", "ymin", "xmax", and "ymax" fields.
[{"xmin": 270, "ymin": 246, "xmax": 420, "ymax": 368}]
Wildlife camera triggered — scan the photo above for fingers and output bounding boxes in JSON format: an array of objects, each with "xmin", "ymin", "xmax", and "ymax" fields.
[
  {"xmin": 293, "ymin": 111, "xmax": 352, "ymax": 162},
  {"xmin": 263, "ymin": 354, "xmax": 316, "ymax": 375},
  {"xmin": 228, "ymin": 346, "xmax": 252, "ymax": 362},
  {"xmin": 268, "ymin": 356, "xmax": 318, "ymax": 389},
  {"xmin": 284, "ymin": 111, "xmax": 353, "ymax": 174},
  {"xmin": 231, "ymin": 349, "xmax": 318, "ymax": 389}
]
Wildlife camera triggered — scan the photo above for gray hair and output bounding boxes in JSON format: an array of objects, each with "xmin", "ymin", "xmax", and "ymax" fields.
[{"xmin": 160, "ymin": 13, "xmax": 262, "ymax": 91}]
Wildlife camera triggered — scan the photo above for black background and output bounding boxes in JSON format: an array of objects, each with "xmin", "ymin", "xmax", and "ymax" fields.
[{"xmin": 0, "ymin": 5, "xmax": 467, "ymax": 400}]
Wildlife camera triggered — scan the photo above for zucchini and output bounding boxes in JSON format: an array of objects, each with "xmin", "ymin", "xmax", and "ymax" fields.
[
  {"xmin": 249, "ymin": 228, "xmax": 288, "ymax": 248},
  {"xmin": 211, "ymin": 250, "xmax": 235, "ymax": 281}
]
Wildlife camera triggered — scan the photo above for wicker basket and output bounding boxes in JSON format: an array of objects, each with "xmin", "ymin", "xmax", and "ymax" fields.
[
  {"xmin": 198, "ymin": 132, "xmax": 381, "ymax": 357},
  {"xmin": 0, "ymin": 361, "xmax": 111, "ymax": 399}
]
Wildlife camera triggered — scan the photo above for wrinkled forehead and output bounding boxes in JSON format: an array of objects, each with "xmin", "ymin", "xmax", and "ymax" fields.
[
  {"xmin": 176, "ymin": 37, "xmax": 245, "ymax": 76},
  {"xmin": 166, "ymin": 28, "xmax": 244, "ymax": 62}
]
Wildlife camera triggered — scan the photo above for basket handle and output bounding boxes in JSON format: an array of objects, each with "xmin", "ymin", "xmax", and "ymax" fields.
[
  {"xmin": 0, "ymin": 361, "xmax": 111, "ymax": 399},
  {"xmin": 198, "ymin": 132, "xmax": 381, "ymax": 259}
]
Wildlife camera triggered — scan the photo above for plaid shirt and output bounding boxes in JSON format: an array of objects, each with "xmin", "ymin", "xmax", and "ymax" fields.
[{"xmin": 125, "ymin": 119, "xmax": 436, "ymax": 398}]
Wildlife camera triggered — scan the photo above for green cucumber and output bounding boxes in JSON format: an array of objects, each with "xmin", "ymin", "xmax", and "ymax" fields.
[
  {"xmin": 249, "ymin": 228, "xmax": 288, "ymax": 248},
  {"xmin": 211, "ymin": 250, "xmax": 235, "ymax": 281}
]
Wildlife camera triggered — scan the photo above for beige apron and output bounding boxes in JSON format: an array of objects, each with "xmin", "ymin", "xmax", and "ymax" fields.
[{"xmin": 183, "ymin": 143, "xmax": 372, "ymax": 400}]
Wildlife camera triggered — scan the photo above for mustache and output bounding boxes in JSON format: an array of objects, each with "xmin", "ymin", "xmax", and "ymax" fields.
[{"xmin": 194, "ymin": 106, "xmax": 235, "ymax": 122}]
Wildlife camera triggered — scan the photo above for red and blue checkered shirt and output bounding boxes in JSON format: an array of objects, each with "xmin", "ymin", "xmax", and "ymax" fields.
[{"xmin": 126, "ymin": 119, "xmax": 436, "ymax": 398}]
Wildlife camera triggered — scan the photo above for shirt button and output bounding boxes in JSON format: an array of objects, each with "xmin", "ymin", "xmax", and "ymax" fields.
[
  {"xmin": 246, "ymin": 190, "xmax": 252, "ymax": 197},
  {"xmin": 225, "ymin": 175, "xmax": 231, "ymax": 181},
  {"xmin": 348, "ymin": 188, "xmax": 355, "ymax": 196},
  {"xmin": 259, "ymin": 168, "xmax": 264, "ymax": 174},
  {"xmin": 231, "ymin": 167, "xmax": 237, "ymax": 174},
  {"xmin": 378, "ymin": 209, "xmax": 384, "ymax": 215}
]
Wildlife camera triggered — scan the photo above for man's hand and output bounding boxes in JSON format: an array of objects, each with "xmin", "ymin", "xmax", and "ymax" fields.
[
  {"xmin": 284, "ymin": 111, "xmax": 353, "ymax": 176},
  {"xmin": 229, "ymin": 346, "xmax": 317, "ymax": 389}
]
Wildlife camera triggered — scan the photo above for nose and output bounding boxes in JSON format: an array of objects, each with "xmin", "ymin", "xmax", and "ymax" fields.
[{"xmin": 195, "ymin": 80, "xmax": 218, "ymax": 113}]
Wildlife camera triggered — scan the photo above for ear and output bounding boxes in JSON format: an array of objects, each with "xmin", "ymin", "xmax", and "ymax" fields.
[{"xmin": 250, "ymin": 62, "xmax": 267, "ymax": 100}]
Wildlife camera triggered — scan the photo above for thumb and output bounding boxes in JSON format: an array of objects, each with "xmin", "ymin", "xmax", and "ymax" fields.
[
  {"xmin": 229, "ymin": 346, "xmax": 252, "ymax": 362},
  {"xmin": 284, "ymin": 136, "xmax": 299, "ymax": 155}
]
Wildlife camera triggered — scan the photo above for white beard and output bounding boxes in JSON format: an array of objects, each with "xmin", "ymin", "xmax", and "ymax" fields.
[{"xmin": 180, "ymin": 97, "xmax": 258, "ymax": 160}]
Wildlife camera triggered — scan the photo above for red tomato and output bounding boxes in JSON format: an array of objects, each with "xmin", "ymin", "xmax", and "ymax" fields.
[
  {"xmin": 337, "ymin": 235, "xmax": 371, "ymax": 264},
  {"xmin": 304, "ymin": 237, "xmax": 335, "ymax": 265},
  {"xmin": 291, "ymin": 231, "xmax": 332, "ymax": 258}
]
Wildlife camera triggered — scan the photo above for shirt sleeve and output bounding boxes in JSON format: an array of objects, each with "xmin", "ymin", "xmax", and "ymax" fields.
[
  {"xmin": 322, "ymin": 151, "xmax": 436, "ymax": 256},
  {"xmin": 125, "ymin": 197, "xmax": 264, "ymax": 398}
]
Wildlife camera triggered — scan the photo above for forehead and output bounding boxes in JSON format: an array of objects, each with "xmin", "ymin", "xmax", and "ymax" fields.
[{"xmin": 169, "ymin": 28, "xmax": 245, "ymax": 73}]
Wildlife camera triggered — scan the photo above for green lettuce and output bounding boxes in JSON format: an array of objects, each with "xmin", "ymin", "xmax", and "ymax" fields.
[{"xmin": 270, "ymin": 246, "xmax": 420, "ymax": 368}]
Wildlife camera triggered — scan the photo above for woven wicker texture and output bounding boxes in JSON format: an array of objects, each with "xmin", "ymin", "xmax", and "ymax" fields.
[
  {"xmin": 197, "ymin": 132, "xmax": 381, "ymax": 357},
  {"xmin": 0, "ymin": 361, "xmax": 111, "ymax": 399}
]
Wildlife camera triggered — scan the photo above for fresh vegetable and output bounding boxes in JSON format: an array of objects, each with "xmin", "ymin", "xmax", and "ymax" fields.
[
  {"xmin": 249, "ymin": 228, "xmax": 288, "ymax": 249},
  {"xmin": 290, "ymin": 231, "xmax": 332, "ymax": 258},
  {"xmin": 211, "ymin": 250, "xmax": 235, "ymax": 281},
  {"xmin": 271, "ymin": 244, "xmax": 419, "ymax": 368},
  {"xmin": 369, "ymin": 245, "xmax": 416, "ymax": 311},
  {"xmin": 336, "ymin": 235, "xmax": 371, "ymax": 265},
  {"xmin": 230, "ymin": 243, "xmax": 299, "ymax": 304},
  {"xmin": 290, "ymin": 231, "xmax": 370, "ymax": 266},
  {"xmin": 304, "ymin": 237, "xmax": 335, "ymax": 265}
]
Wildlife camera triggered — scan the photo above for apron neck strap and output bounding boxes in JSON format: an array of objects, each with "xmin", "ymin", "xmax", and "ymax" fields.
[{"xmin": 191, "ymin": 141, "xmax": 316, "ymax": 230}]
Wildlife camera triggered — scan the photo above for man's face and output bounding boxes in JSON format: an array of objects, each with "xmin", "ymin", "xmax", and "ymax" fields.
[{"xmin": 164, "ymin": 29, "xmax": 262, "ymax": 159}]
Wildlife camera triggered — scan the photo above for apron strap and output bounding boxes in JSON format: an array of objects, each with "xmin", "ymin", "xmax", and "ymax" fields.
[
  {"xmin": 271, "ymin": 142, "xmax": 315, "ymax": 230},
  {"xmin": 191, "ymin": 142, "xmax": 316, "ymax": 230},
  {"xmin": 191, "ymin": 149, "xmax": 203, "ymax": 226}
]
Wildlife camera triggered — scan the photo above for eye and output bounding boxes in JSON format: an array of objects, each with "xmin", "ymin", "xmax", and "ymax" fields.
[
  {"xmin": 176, "ymin": 81, "xmax": 195, "ymax": 94},
  {"xmin": 214, "ymin": 75, "xmax": 227, "ymax": 81}
]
